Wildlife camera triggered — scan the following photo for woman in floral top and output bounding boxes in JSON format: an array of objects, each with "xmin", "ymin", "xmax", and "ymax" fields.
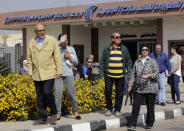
[{"xmin": 128, "ymin": 45, "xmax": 159, "ymax": 131}]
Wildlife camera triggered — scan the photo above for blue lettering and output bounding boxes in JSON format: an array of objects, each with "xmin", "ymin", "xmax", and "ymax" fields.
[
  {"xmin": 50, "ymin": 14, "xmax": 54, "ymax": 18},
  {"xmin": 182, "ymin": 2, "xmax": 184, "ymax": 8},
  {"xmin": 21, "ymin": 17, "xmax": 25, "ymax": 21},
  {"xmin": 40, "ymin": 15, "xmax": 46, "ymax": 19},
  {"xmin": 46, "ymin": 15, "xmax": 50, "ymax": 19},
  {"xmin": 28, "ymin": 16, "xmax": 32, "ymax": 20},
  {"xmin": 37, "ymin": 16, "xmax": 41, "ymax": 20},
  {"xmin": 128, "ymin": 5, "xmax": 137, "ymax": 11},
  {"xmin": 104, "ymin": 9, "xmax": 112, "ymax": 14},
  {"xmin": 63, "ymin": 13, "xmax": 70, "ymax": 17},
  {"xmin": 32, "ymin": 16, "xmax": 35, "ymax": 20},
  {"xmin": 18, "ymin": 17, "xmax": 22, "ymax": 21},
  {"xmin": 24, "ymin": 17, "xmax": 27, "ymax": 20},
  {"xmin": 154, "ymin": 4, "xmax": 161, "ymax": 10},
  {"xmin": 10, "ymin": 18, "xmax": 13, "ymax": 22},
  {"xmin": 70, "ymin": 12, "xmax": 76, "ymax": 17},
  {"xmin": 110, "ymin": 8, "xmax": 118, "ymax": 13},
  {"xmin": 176, "ymin": 1, "xmax": 183, "ymax": 8},
  {"xmin": 117, "ymin": 6, "xmax": 122, "ymax": 12},
  {"xmin": 23, "ymin": 17, "xmax": 27, "ymax": 20},
  {"xmin": 78, "ymin": 12, "xmax": 83, "ymax": 16},
  {"xmin": 8, "ymin": 18, "xmax": 12, "ymax": 22},
  {"xmin": 168, "ymin": 2, "xmax": 176, "ymax": 9},
  {"xmin": 96, "ymin": 8, "xmax": 104, "ymax": 15},
  {"xmin": 59, "ymin": 14, "xmax": 63, "ymax": 18},
  {"xmin": 121, "ymin": 6, "xmax": 129, "ymax": 12},
  {"xmin": 137, "ymin": 6, "xmax": 144, "ymax": 11},
  {"xmin": 4, "ymin": 18, "xmax": 9, "ymax": 23},
  {"xmin": 54, "ymin": 14, "xmax": 60, "ymax": 18}
]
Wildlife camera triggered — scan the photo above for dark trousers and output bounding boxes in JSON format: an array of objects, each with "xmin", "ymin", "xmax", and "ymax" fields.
[
  {"xmin": 123, "ymin": 75, "xmax": 128, "ymax": 95},
  {"xmin": 34, "ymin": 79, "xmax": 57, "ymax": 121},
  {"xmin": 105, "ymin": 75, "xmax": 124, "ymax": 112},
  {"xmin": 170, "ymin": 74, "xmax": 180, "ymax": 101},
  {"xmin": 130, "ymin": 93, "xmax": 156, "ymax": 127}
]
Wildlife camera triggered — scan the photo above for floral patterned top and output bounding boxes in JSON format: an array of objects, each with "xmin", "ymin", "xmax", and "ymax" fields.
[{"xmin": 128, "ymin": 56, "xmax": 159, "ymax": 94}]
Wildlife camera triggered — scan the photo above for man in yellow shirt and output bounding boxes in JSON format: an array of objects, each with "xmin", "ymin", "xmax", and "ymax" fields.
[
  {"xmin": 27, "ymin": 23, "xmax": 62, "ymax": 125},
  {"xmin": 99, "ymin": 32, "xmax": 132, "ymax": 117}
]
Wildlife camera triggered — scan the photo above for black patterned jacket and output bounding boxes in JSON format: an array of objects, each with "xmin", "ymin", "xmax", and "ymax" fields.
[{"xmin": 128, "ymin": 56, "xmax": 159, "ymax": 94}]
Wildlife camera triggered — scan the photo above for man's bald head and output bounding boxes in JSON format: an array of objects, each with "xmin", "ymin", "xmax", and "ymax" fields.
[
  {"xmin": 35, "ymin": 23, "xmax": 45, "ymax": 30},
  {"xmin": 34, "ymin": 23, "xmax": 46, "ymax": 39}
]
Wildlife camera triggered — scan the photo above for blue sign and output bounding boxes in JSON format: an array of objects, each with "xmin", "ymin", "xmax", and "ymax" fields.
[
  {"xmin": 85, "ymin": 6, "xmax": 98, "ymax": 20},
  {"xmin": 5, "ymin": 12, "xmax": 84, "ymax": 23},
  {"xmin": 4, "ymin": 1, "xmax": 184, "ymax": 23},
  {"xmin": 97, "ymin": 1, "xmax": 184, "ymax": 15}
]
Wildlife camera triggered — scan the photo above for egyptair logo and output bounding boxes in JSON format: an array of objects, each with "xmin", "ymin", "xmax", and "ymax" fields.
[{"xmin": 85, "ymin": 5, "xmax": 98, "ymax": 20}]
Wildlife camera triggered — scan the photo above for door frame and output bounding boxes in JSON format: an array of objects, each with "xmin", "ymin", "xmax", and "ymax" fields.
[{"xmin": 73, "ymin": 44, "xmax": 84, "ymax": 64}]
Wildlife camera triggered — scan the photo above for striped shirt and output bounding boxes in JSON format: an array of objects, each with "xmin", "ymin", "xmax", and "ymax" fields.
[{"xmin": 107, "ymin": 46, "xmax": 124, "ymax": 78}]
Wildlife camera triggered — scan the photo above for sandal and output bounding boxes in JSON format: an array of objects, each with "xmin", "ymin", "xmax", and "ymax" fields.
[
  {"xmin": 176, "ymin": 101, "xmax": 181, "ymax": 104},
  {"xmin": 74, "ymin": 112, "xmax": 81, "ymax": 120},
  {"xmin": 168, "ymin": 100, "xmax": 175, "ymax": 103},
  {"xmin": 56, "ymin": 114, "xmax": 60, "ymax": 121}
]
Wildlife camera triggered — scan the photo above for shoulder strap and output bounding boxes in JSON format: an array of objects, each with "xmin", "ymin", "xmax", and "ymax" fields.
[{"xmin": 140, "ymin": 61, "xmax": 147, "ymax": 76}]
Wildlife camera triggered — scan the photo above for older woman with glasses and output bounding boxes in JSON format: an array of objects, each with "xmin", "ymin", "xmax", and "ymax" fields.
[{"xmin": 128, "ymin": 46, "xmax": 159, "ymax": 131}]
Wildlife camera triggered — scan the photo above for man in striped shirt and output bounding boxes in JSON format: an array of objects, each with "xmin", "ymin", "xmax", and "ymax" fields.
[{"xmin": 99, "ymin": 32, "xmax": 132, "ymax": 117}]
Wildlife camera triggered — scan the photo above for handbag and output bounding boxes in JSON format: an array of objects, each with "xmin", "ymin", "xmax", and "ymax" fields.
[
  {"xmin": 130, "ymin": 83, "xmax": 142, "ymax": 94},
  {"xmin": 167, "ymin": 76, "xmax": 172, "ymax": 85},
  {"xmin": 129, "ymin": 62, "xmax": 147, "ymax": 94}
]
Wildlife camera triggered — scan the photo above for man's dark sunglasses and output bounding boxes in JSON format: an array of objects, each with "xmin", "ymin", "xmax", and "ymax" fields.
[
  {"xmin": 36, "ymin": 29, "xmax": 45, "ymax": 33},
  {"xmin": 114, "ymin": 36, "xmax": 121, "ymax": 39},
  {"xmin": 142, "ymin": 49, "xmax": 148, "ymax": 51}
]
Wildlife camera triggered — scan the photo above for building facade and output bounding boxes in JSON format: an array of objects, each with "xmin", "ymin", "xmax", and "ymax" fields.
[{"xmin": 0, "ymin": 0, "xmax": 184, "ymax": 63}]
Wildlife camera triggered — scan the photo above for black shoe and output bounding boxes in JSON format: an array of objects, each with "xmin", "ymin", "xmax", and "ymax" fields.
[
  {"xmin": 160, "ymin": 102, "xmax": 165, "ymax": 106},
  {"xmin": 75, "ymin": 115, "xmax": 81, "ymax": 120},
  {"xmin": 155, "ymin": 101, "xmax": 159, "ymax": 105},
  {"xmin": 127, "ymin": 126, "xmax": 136, "ymax": 131}
]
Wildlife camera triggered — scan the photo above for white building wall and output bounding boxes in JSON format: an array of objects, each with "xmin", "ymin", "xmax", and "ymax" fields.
[
  {"xmin": 99, "ymin": 24, "xmax": 157, "ymax": 60},
  {"xmin": 163, "ymin": 16, "xmax": 184, "ymax": 55},
  {"xmin": 70, "ymin": 25, "xmax": 91, "ymax": 60},
  {"xmin": 26, "ymin": 24, "xmax": 62, "ymax": 45}
]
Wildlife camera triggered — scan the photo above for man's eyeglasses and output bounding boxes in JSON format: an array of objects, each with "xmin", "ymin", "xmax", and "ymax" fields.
[
  {"xmin": 114, "ymin": 36, "xmax": 121, "ymax": 39},
  {"xmin": 87, "ymin": 61, "xmax": 93, "ymax": 63},
  {"xmin": 142, "ymin": 49, "xmax": 148, "ymax": 51},
  {"xmin": 36, "ymin": 29, "xmax": 45, "ymax": 33}
]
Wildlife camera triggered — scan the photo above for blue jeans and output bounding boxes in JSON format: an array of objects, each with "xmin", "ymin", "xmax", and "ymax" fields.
[
  {"xmin": 156, "ymin": 72, "xmax": 166, "ymax": 103},
  {"xmin": 170, "ymin": 74, "xmax": 180, "ymax": 101}
]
